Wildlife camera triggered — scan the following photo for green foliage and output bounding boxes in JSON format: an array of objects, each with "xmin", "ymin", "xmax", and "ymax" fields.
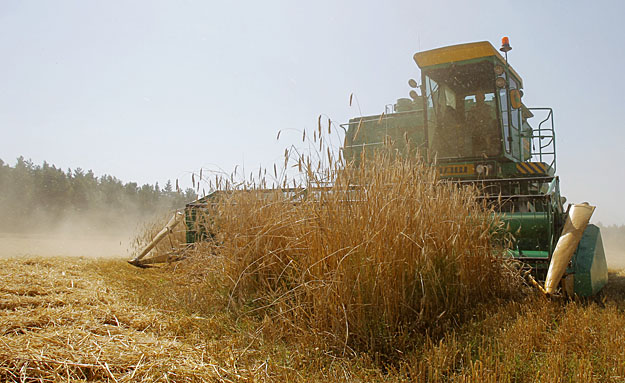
[{"xmin": 0, "ymin": 156, "xmax": 197, "ymax": 232}]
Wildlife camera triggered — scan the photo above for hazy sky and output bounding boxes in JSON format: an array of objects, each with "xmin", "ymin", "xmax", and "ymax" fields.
[{"xmin": 1, "ymin": 1, "xmax": 623, "ymax": 225}]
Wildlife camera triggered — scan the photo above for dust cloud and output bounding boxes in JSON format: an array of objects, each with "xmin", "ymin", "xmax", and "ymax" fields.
[
  {"xmin": 604, "ymin": 242, "xmax": 625, "ymax": 270},
  {"xmin": 0, "ymin": 232, "xmax": 129, "ymax": 258},
  {"xmin": 597, "ymin": 224, "xmax": 625, "ymax": 269},
  {"xmin": 0, "ymin": 211, "xmax": 155, "ymax": 259}
]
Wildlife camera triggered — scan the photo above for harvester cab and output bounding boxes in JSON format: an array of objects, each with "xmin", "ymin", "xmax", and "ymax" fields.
[
  {"xmin": 344, "ymin": 40, "xmax": 552, "ymax": 178},
  {"xmin": 417, "ymin": 41, "xmax": 533, "ymax": 166}
]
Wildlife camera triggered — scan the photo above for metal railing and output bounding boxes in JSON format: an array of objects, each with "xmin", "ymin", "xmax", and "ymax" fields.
[{"xmin": 528, "ymin": 108, "xmax": 556, "ymax": 171}]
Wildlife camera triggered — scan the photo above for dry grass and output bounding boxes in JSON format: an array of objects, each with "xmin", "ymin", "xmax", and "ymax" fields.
[
  {"xmin": 396, "ymin": 288, "xmax": 625, "ymax": 382},
  {"xmin": 2, "ymin": 257, "xmax": 625, "ymax": 382},
  {"xmin": 195, "ymin": 153, "xmax": 522, "ymax": 356},
  {"xmin": 0, "ymin": 257, "xmax": 228, "ymax": 382},
  {"xmin": 0, "ymin": 256, "xmax": 396, "ymax": 382}
]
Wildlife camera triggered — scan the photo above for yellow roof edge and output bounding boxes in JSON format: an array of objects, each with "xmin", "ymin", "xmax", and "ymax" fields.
[{"xmin": 414, "ymin": 41, "xmax": 523, "ymax": 87}]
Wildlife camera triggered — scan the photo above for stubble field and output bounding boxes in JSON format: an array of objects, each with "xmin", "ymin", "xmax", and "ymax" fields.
[
  {"xmin": 0, "ymin": 220, "xmax": 624, "ymax": 382},
  {"xmin": 1, "ymin": 252, "xmax": 625, "ymax": 382}
]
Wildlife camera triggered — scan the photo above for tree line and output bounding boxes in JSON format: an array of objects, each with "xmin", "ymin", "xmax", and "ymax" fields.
[{"xmin": 0, "ymin": 157, "xmax": 197, "ymax": 232}]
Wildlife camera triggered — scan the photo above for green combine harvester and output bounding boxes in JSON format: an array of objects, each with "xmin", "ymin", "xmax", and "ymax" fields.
[{"xmin": 131, "ymin": 38, "xmax": 608, "ymax": 297}]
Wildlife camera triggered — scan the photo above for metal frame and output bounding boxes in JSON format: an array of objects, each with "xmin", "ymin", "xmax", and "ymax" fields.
[
  {"xmin": 454, "ymin": 175, "xmax": 561, "ymax": 257},
  {"xmin": 528, "ymin": 108, "xmax": 556, "ymax": 170}
]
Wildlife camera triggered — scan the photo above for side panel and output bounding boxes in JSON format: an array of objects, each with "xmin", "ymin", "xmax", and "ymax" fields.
[
  {"xmin": 573, "ymin": 224, "xmax": 608, "ymax": 297},
  {"xmin": 343, "ymin": 111, "xmax": 425, "ymax": 165},
  {"xmin": 185, "ymin": 207, "xmax": 197, "ymax": 244},
  {"xmin": 500, "ymin": 212, "xmax": 551, "ymax": 252}
]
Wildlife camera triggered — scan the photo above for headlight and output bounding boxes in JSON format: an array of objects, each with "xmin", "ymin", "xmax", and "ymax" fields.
[
  {"xmin": 494, "ymin": 65, "xmax": 504, "ymax": 75},
  {"xmin": 496, "ymin": 77, "xmax": 506, "ymax": 88}
]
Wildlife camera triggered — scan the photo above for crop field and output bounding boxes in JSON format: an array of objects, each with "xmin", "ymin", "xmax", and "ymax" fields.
[
  {"xmin": 2, "ymin": 257, "xmax": 625, "ymax": 382},
  {"xmin": 5, "ymin": 1, "xmax": 625, "ymax": 382},
  {"xmin": 2, "ymin": 157, "xmax": 625, "ymax": 382}
]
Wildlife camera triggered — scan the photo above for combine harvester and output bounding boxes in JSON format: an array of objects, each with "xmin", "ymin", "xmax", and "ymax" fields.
[{"xmin": 131, "ymin": 38, "xmax": 608, "ymax": 297}]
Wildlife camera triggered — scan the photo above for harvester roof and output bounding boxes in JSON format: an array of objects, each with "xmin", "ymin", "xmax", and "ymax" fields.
[{"xmin": 414, "ymin": 41, "xmax": 523, "ymax": 87}]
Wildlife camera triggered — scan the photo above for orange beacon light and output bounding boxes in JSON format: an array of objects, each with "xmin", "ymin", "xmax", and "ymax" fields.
[{"xmin": 500, "ymin": 36, "xmax": 512, "ymax": 53}]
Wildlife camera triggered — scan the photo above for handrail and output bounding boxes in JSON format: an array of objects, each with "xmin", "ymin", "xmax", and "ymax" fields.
[{"xmin": 528, "ymin": 108, "xmax": 556, "ymax": 171}]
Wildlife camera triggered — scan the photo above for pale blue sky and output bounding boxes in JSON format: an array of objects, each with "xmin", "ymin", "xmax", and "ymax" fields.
[{"xmin": 1, "ymin": 0, "xmax": 623, "ymax": 224}]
